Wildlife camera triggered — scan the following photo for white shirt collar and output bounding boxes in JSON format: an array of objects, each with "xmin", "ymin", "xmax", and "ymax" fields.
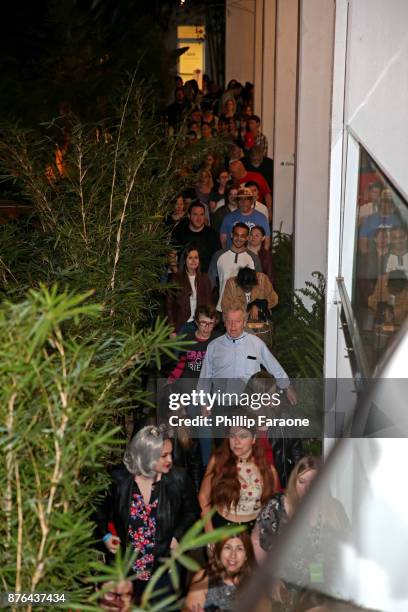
[{"xmin": 225, "ymin": 332, "xmax": 247, "ymax": 342}]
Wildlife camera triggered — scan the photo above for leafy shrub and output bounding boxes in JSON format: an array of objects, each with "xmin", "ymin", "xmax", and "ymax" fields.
[{"xmin": 272, "ymin": 231, "xmax": 325, "ymax": 378}]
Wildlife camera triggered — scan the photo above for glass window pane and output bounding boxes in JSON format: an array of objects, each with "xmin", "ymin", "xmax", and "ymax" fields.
[{"xmin": 354, "ymin": 148, "xmax": 408, "ymax": 373}]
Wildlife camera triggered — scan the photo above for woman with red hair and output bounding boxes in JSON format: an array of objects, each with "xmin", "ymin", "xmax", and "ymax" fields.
[{"xmin": 198, "ymin": 419, "xmax": 279, "ymax": 534}]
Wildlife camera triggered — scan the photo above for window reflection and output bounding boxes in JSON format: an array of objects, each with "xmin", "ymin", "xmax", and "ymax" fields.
[{"xmin": 354, "ymin": 149, "xmax": 408, "ymax": 372}]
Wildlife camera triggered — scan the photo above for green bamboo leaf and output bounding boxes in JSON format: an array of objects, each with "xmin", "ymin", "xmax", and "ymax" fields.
[
  {"xmin": 181, "ymin": 512, "xmax": 215, "ymax": 545},
  {"xmin": 148, "ymin": 593, "xmax": 180, "ymax": 612},
  {"xmin": 189, "ymin": 525, "xmax": 245, "ymax": 548},
  {"xmin": 168, "ymin": 560, "xmax": 180, "ymax": 590},
  {"xmin": 177, "ymin": 553, "xmax": 200, "ymax": 572}
]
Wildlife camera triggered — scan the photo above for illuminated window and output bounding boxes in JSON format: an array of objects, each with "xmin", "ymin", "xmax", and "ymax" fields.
[{"xmin": 177, "ymin": 25, "xmax": 205, "ymax": 87}]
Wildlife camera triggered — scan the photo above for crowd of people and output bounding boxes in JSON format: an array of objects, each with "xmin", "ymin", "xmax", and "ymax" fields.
[
  {"xmin": 355, "ymin": 172, "xmax": 408, "ymax": 343},
  {"xmin": 93, "ymin": 75, "xmax": 328, "ymax": 612}
]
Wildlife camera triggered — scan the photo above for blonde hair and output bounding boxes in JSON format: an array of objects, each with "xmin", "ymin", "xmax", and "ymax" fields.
[{"xmin": 285, "ymin": 455, "xmax": 321, "ymax": 515}]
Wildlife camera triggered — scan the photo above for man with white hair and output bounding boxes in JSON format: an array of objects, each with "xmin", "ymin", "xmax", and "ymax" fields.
[{"xmin": 197, "ymin": 307, "xmax": 297, "ymax": 405}]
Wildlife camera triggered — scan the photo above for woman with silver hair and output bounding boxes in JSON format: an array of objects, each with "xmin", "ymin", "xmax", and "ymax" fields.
[{"xmin": 94, "ymin": 426, "xmax": 199, "ymax": 603}]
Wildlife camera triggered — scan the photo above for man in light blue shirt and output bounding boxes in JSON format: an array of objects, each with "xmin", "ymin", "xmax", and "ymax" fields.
[{"xmin": 197, "ymin": 307, "xmax": 297, "ymax": 406}]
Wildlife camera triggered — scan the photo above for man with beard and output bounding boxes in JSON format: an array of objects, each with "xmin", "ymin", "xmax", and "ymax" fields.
[
  {"xmin": 208, "ymin": 222, "xmax": 262, "ymax": 312},
  {"xmin": 243, "ymin": 145, "xmax": 274, "ymax": 190}
]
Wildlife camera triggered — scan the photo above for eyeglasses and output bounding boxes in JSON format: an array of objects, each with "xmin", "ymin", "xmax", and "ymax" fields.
[{"xmin": 198, "ymin": 320, "xmax": 215, "ymax": 327}]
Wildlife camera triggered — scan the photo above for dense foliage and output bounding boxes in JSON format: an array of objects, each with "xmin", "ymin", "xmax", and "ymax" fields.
[
  {"xmin": 272, "ymin": 231, "xmax": 325, "ymax": 378},
  {"xmin": 0, "ymin": 84, "xmax": 217, "ymax": 331},
  {"xmin": 0, "ymin": 287, "xmax": 189, "ymax": 603},
  {"xmin": 0, "ymin": 83, "xmax": 231, "ymax": 609}
]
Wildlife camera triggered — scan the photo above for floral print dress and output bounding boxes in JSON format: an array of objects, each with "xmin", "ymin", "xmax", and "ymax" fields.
[
  {"xmin": 128, "ymin": 481, "xmax": 160, "ymax": 581},
  {"xmin": 255, "ymin": 492, "xmax": 289, "ymax": 551}
]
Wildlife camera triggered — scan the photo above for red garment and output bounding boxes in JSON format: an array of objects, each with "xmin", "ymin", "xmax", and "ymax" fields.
[
  {"xmin": 258, "ymin": 247, "xmax": 275, "ymax": 286},
  {"xmin": 258, "ymin": 429, "xmax": 282, "ymax": 491},
  {"xmin": 358, "ymin": 171, "xmax": 379, "ymax": 206},
  {"xmin": 245, "ymin": 132, "xmax": 255, "ymax": 150},
  {"xmin": 108, "ymin": 521, "xmax": 117, "ymax": 535},
  {"xmin": 168, "ymin": 353, "xmax": 188, "ymax": 382},
  {"xmin": 239, "ymin": 171, "xmax": 271, "ymax": 200}
]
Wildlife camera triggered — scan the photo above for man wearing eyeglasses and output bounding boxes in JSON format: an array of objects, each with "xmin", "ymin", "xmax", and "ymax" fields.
[{"xmin": 168, "ymin": 305, "xmax": 221, "ymax": 382}]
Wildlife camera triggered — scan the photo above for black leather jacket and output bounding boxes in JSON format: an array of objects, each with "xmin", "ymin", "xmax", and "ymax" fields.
[
  {"xmin": 266, "ymin": 399, "xmax": 305, "ymax": 488},
  {"xmin": 94, "ymin": 465, "xmax": 199, "ymax": 560},
  {"xmin": 172, "ymin": 437, "xmax": 204, "ymax": 494},
  {"xmin": 266, "ymin": 405, "xmax": 304, "ymax": 488},
  {"xmin": 268, "ymin": 432, "xmax": 304, "ymax": 488}
]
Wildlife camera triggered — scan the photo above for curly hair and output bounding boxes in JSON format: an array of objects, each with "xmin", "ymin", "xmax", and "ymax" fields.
[{"xmin": 210, "ymin": 435, "xmax": 278, "ymax": 510}]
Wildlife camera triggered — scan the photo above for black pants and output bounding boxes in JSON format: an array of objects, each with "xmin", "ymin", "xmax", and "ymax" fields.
[{"xmin": 212, "ymin": 510, "xmax": 256, "ymax": 533}]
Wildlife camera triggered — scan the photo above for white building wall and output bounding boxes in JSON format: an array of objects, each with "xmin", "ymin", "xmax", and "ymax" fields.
[
  {"xmin": 345, "ymin": 0, "xmax": 408, "ymax": 199},
  {"xmin": 225, "ymin": 0, "xmax": 256, "ymax": 86},
  {"xmin": 326, "ymin": 0, "xmax": 408, "ymax": 384},
  {"xmin": 325, "ymin": 0, "xmax": 408, "ymax": 467},
  {"xmin": 253, "ymin": 0, "xmax": 276, "ymax": 159},
  {"xmin": 253, "ymin": 0, "xmax": 264, "ymax": 115},
  {"xmin": 294, "ymin": 0, "xmax": 335, "ymax": 294},
  {"xmin": 272, "ymin": 0, "xmax": 298, "ymax": 234}
]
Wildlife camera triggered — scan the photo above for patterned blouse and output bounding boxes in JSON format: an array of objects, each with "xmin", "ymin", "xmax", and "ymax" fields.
[
  {"xmin": 128, "ymin": 481, "xmax": 160, "ymax": 581},
  {"xmin": 205, "ymin": 577, "xmax": 237, "ymax": 610},
  {"xmin": 231, "ymin": 459, "xmax": 263, "ymax": 516},
  {"xmin": 255, "ymin": 492, "xmax": 289, "ymax": 551}
]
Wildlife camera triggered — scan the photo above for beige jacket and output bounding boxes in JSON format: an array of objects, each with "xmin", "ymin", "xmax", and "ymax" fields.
[
  {"xmin": 368, "ymin": 274, "xmax": 408, "ymax": 325},
  {"xmin": 221, "ymin": 271, "xmax": 278, "ymax": 314}
]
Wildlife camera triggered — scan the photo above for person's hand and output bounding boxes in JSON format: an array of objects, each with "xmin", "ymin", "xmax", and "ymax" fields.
[
  {"xmin": 201, "ymin": 405, "xmax": 210, "ymax": 417},
  {"xmin": 167, "ymin": 250, "xmax": 178, "ymax": 272},
  {"xmin": 271, "ymin": 579, "xmax": 289, "ymax": 604},
  {"xmin": 249, "ymin": 304, "xmax": 259, "ymax": 320},
  {"xmin": 189, "ymin": 604, "xmax": 204, "ymax": 612},
  {"xmin": 104, "ymin": 535, "xmax": 121, "ymax": 554},
  {"xmin": 285, "ymin": 385, "xmax": 297, "ymax": 406},
  {"xmin": 170, "ymin": 537, "xmax": 179, "ymax": 550}
]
